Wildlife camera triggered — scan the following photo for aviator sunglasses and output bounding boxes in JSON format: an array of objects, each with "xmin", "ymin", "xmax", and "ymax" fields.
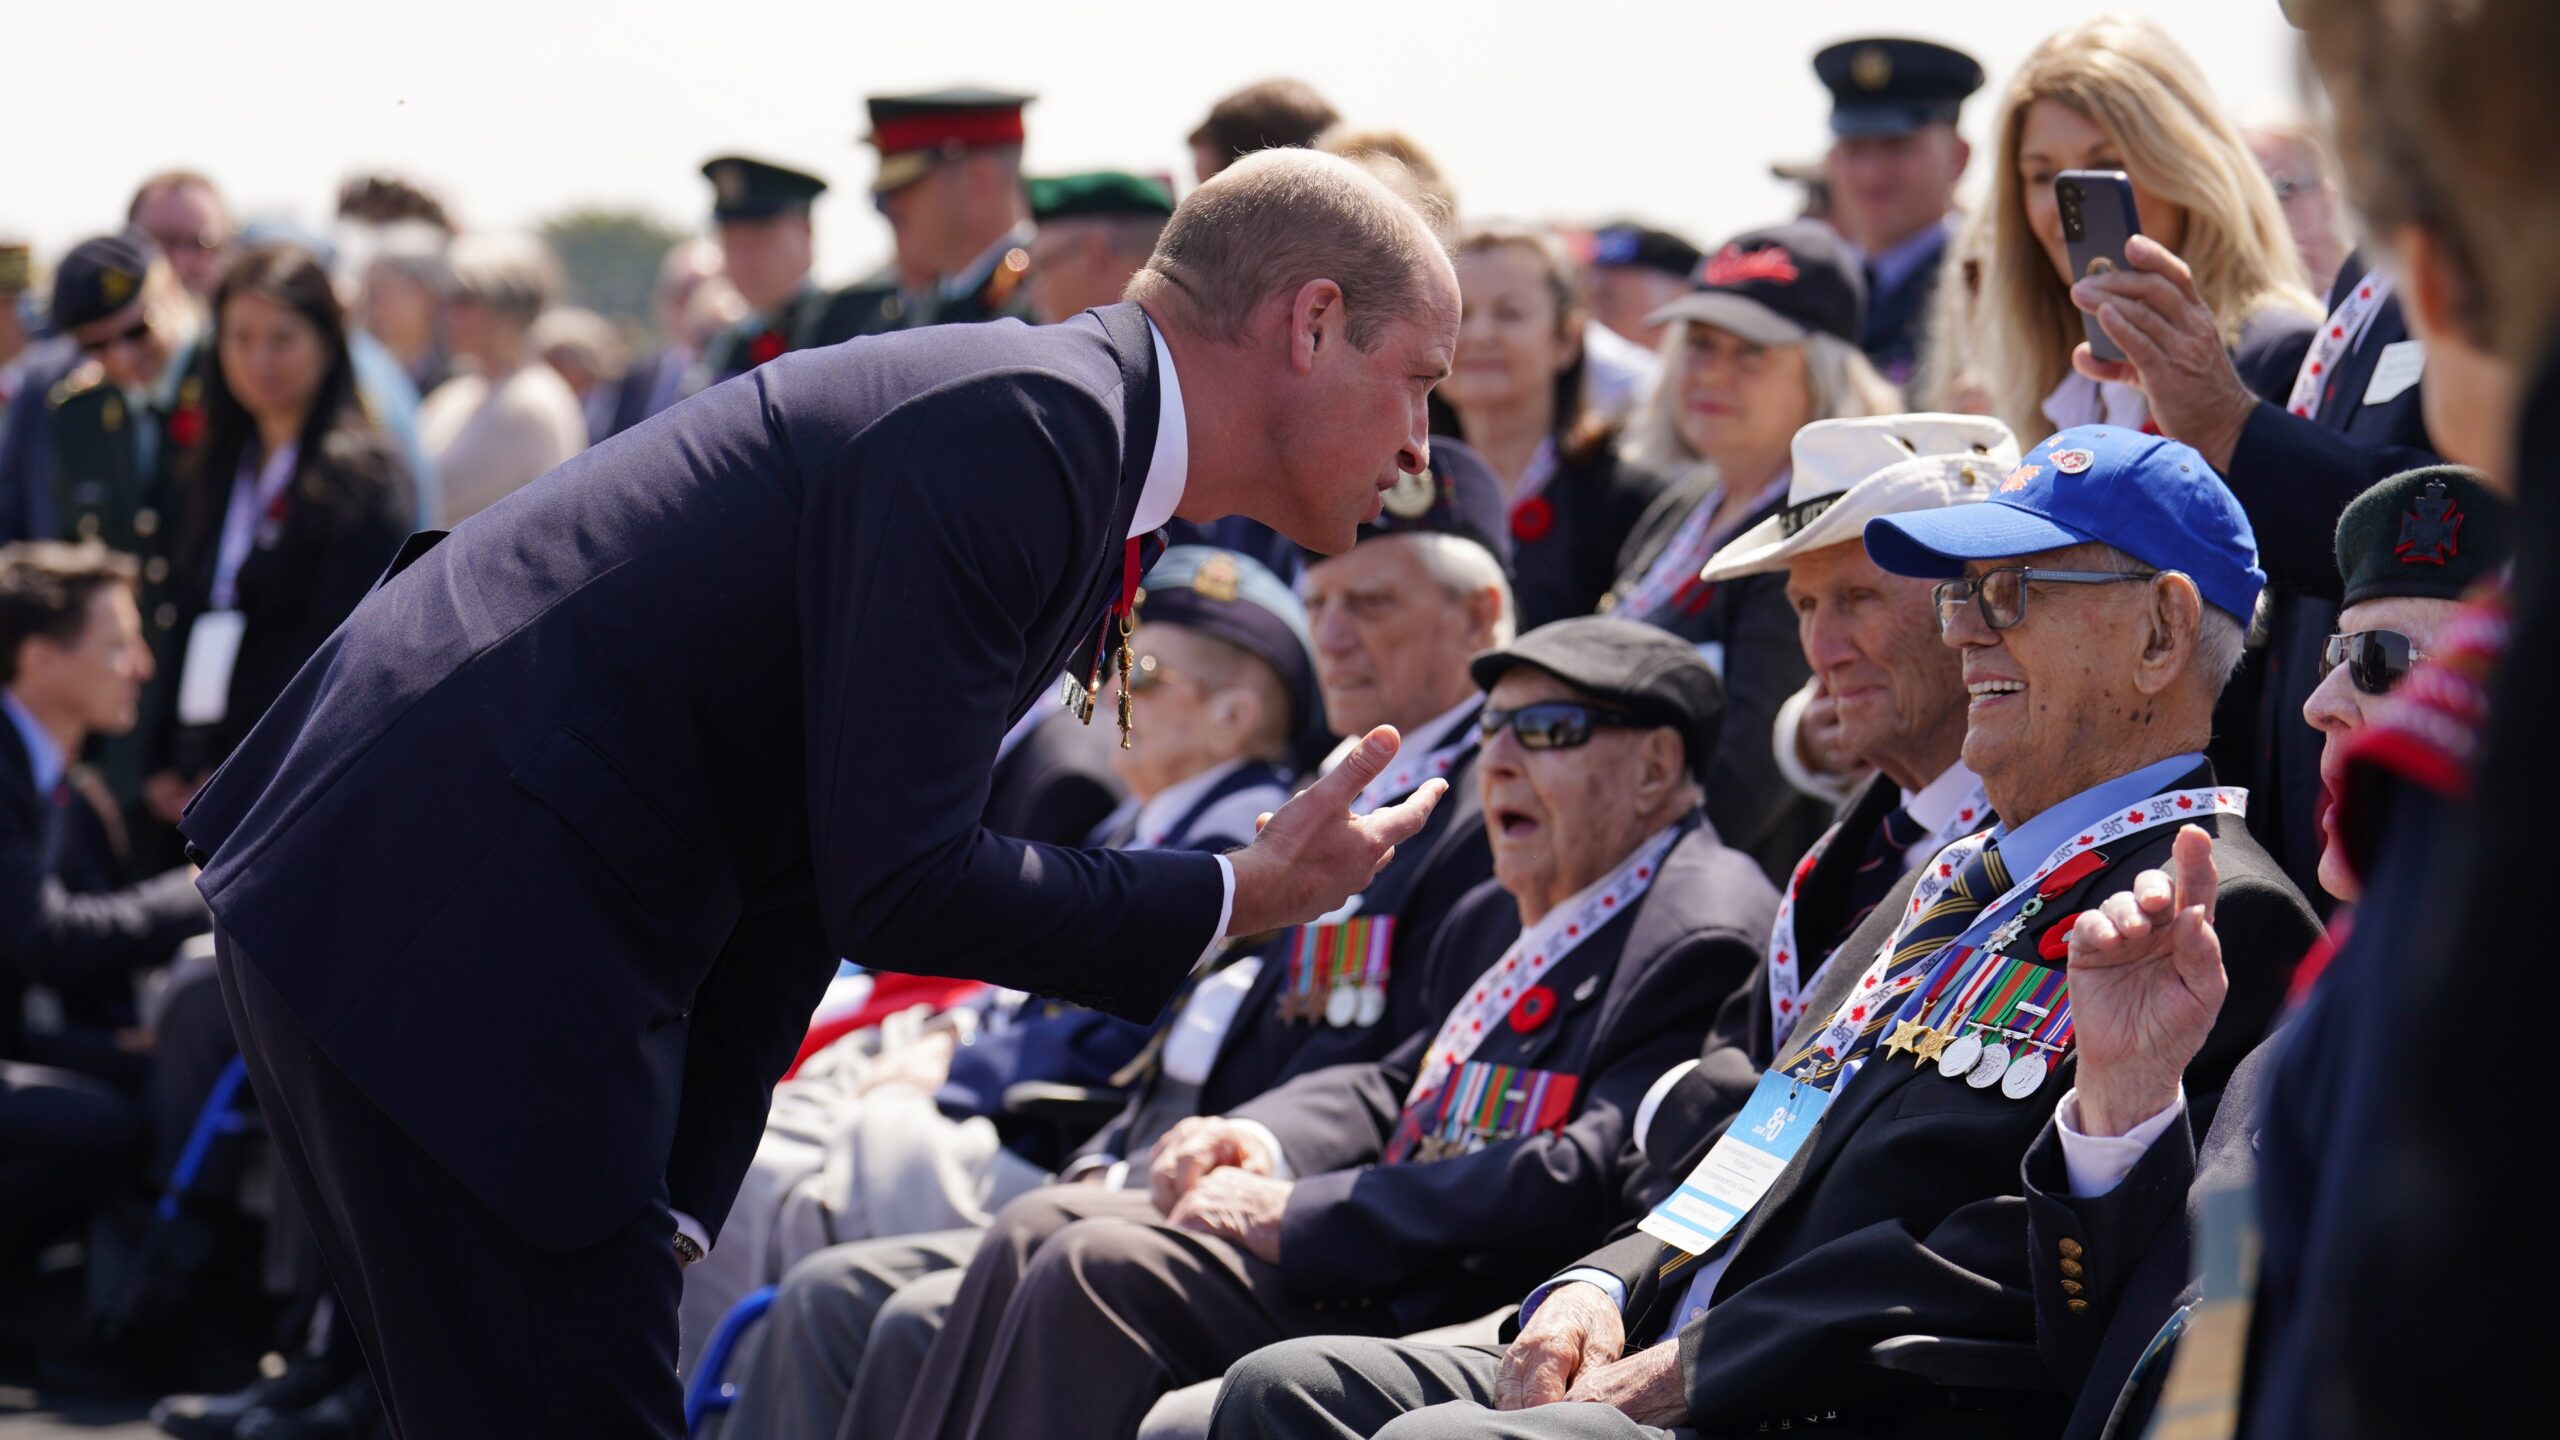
[{"xmin": 2319, "ymin": 629, "xmax": 2425, "ymax": 695}]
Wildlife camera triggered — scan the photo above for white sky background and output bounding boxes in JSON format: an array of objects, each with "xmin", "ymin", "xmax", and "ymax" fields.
[{"xmin": 3, "ymin": 0, "xmax": 2313, "ymax": 281}]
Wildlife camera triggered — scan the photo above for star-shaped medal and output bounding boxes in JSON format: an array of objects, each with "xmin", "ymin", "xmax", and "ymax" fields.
[
  {"xmin": 1913, "ymin": 1026, "xmax": 1953, "ymax": 1068},
  {"xmin": 1881, "ymin": 1018, "xmax": 1921, "ymax": 1059}
]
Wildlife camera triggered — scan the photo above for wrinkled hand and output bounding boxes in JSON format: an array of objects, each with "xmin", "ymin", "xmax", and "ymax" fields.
[
  {"xmin": 1796, "ymin": 680, "xmax": 1861, "ymax": 780},
  {"xmin": 2068, "ymin": 235, "xmax": 2259, "ymax": 472},
  {"xmin": 1562, "ymin": 1339, "xmax": 1688, "ymax": 1427},
  {"xmin": 1146, "ymin": 1116, "xmax": 1273, "ymax": 1214},
  {"xmin": 854, "ymin": 1029, "xmax": 957, "ymax": 1097},
  {"xmin": 1223, "ymin": 728, "xmax": 1446, "ymax": 937},
  {"xmin": 1166, "ymin": 1167, "xmax": 1292, "ymax": 1264},
  {"xmin": 1494, "ymin": 1282, "xmax": 1626, "ymax": 1410},
  {"xmin": 2067, "ymin": 825, "xmax": 2225, "ymax": 1135}
]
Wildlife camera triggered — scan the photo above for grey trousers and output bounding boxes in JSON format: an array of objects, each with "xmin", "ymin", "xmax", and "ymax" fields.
[
  {"xmin": 717, "ymin": 1226, "xmax": 983, "ymax": 1440},
  {"xmin": 1207, "ymin": 1335, "xmax": 1686, "ymax": 1440}
]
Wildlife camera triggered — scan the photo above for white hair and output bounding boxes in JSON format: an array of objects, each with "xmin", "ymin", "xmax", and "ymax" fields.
[
  {"xmin": 1410, "ymin": 531, "xmax": 1516, "ymax": 647},
  {"xmin": 2089, "ymin": 544, "xmax": 2249, "ymax": 693}
]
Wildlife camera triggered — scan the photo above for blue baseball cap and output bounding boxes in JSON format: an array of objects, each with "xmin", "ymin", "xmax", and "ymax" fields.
[{"xmin": 1861, "ymin": 425, "xmax": 2265, "ymax": 622}]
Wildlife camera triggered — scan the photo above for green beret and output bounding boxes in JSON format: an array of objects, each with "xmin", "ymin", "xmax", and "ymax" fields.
[
  {"xmin": 1027, "ymin": 171, "xmax": 1174, "ymax": 222},
  {"xmin": 2334, "ymin": 465, "xmax": 2512, "ymax": 607}
]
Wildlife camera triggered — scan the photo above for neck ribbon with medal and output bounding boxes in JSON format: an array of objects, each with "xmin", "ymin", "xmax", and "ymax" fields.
[
  {"xmin": 1765, "ymin": 772, "xmax": 1994, "ymax": 1036},
  {"xmin": 1276, "ymin": 714, "xmax": 1481, "ymax": 1028},
  {"xmin": 1383, "ymin": 823, "xmax": 1680, "ymax": 1162},
  {"xmin": 1062, "ymin": 537, "xmax": 1147, "ymax": 750},
  {"xmin": 1638, "ymin": 783, "xmax": 2245, "ymax": 1259}
]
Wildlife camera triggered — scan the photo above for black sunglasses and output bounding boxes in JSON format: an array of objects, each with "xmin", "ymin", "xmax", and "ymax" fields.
[
  {"xmin": 77, "ymin": 316, "xmax": 154, "ymax": 356},
  {"xmin": 1478, "ymin": 701, "xmax": 1651, "ymax": 751},
  {"xmin": 2320, "ymin": 629, "xmax": 2424, "ymax": 695}
]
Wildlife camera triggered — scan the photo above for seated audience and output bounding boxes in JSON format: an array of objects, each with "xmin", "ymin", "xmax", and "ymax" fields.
[
  {"xmin": 2021, "ymin": 463, "xmax": 2511, "ymax": 1440},
  {"xmin": 418, "ymin": 233, "xmax": 587, "ymax": 525},
  {"xmin": 1210, "ymin": 425, "xmax": 2320, "ymax": 1440},
  {"xmin": 146, "ymin": 245, "xmax": 411, "ymax": 827},
  {"xmin": 678, "ymin": 545, "xmax": 1308, "ymax": 1364},
  {"xmin": 901, "ymin": 617, "xmax": 1778, "ymax": 1440},
  {"xmin": 1437, "ymin": 224, "xmax": 1668, "ymax": 630},
  {"xmin": 1604, "ymin": 222, "xmax": 1901, "ymax": 879},
  {"xmin": 1, "ymin": 542, "xmax": 209, "ymax": 1257},
  {"xmin": 718, "ymin": 447, "xmax": 1513, "ymax": 1440}
]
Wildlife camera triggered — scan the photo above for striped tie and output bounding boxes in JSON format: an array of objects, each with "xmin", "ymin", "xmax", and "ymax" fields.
[{"xmin": 1781, "ymin": 834, "xmax": 2008, "ymax": 1087}]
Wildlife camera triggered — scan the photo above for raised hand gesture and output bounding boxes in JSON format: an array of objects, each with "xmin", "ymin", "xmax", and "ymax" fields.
[{"xmin": 2065, "ymin": 824, "xmax": 2226, "ymax": 1136}]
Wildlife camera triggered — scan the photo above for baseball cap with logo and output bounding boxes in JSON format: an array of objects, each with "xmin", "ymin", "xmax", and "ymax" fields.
[
  {"xmin": 1702, "ymin": 413, "xmax": 2020, "ymax": 582},
  {"xmin": 1862, "ymin": 424, "xmax": 2266, "ymax": 622},
  {"xmin": 1644, "ymin": 222, "xmax": 1865, "ymax": 347}
]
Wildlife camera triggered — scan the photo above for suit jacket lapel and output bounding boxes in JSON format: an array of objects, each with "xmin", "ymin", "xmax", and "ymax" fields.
[{"xmin": 1024, "ymin": 305, "xmax": 1162, "ymax": 722}]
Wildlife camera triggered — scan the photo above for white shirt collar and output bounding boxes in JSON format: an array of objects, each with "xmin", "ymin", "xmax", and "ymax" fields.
[
  {"xmin": 1128, "ymin": 757, "xmax": 1247, "ymax": 851},
  {"xmin": 1901, "ymin": 759, "xmax": 1986, "ymax": 836},
  {"xmin": 1129, "ymin": 315, "xmax": 1189, "ymax": 539}
]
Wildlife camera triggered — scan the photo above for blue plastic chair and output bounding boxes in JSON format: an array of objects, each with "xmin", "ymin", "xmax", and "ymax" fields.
[
  {"xmin": 685, "ymin": 1285, "xmax": 779, "ymax": 1435},
  {"xmin": 159, "ymin": 1055, "xmax": 256, "ymax": 1220}
]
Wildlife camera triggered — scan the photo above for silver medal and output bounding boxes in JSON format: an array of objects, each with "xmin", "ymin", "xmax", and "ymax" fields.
[
  {"xmin": 1937, "ymin": 1033, "xmax": 1983, "ymax": 1079},
  {"xmin": 1966, "ymin": 1041, "xmax": 2013, "ymax": 1089},
  {"xmin": 1355, "ymin": 981, "xmax": 1388, "ymax": 1028},
  {"xmin": 1324, "ymin": 981, "xmax": 1358, "ymax": 1028},
  {"xmin": 2000, "ymin": 1050, "xmax": 2049, "ymax": 1099}
]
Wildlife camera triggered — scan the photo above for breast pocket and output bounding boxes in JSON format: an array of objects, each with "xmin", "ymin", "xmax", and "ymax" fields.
[{"xmin": 510, "ymin": 726, "xmax": 713, "ymax": 923}]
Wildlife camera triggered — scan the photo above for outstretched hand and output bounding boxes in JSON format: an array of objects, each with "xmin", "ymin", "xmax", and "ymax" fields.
[
  {"xmin": 2067, "ymin": 234, "xmax": 2259, "ymax": 472},
  {"xmin": 2066, "ymin": 825, "xmax": 2226, "ymax": 1135},
  {"xmin": 1222, "ymin": 727, "xmax": 1447, "ymax": 938}
]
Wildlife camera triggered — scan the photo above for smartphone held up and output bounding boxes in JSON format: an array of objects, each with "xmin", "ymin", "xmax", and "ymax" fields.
[{"xmin": 2057, "ymin": 169, "xmax": 2142, "ymax": 363}]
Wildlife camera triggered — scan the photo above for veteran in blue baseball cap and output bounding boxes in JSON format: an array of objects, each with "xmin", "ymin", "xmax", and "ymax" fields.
[{"xmin": 1860, "ymin": 423, "xmax": 2266, "ymax": 829}]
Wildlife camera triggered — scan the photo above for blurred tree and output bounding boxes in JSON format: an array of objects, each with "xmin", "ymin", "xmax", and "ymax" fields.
[{"xmin": 539, "ymin": 208, "xmax": 688, "ymax": 337}]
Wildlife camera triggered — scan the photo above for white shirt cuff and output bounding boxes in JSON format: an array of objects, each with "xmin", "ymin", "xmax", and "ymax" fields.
[
  {"xmin": 1061, "ymin": 1153, "xmax": 1114, "ymax": 1182},
  {"xmin": 673, "ymin": 1209, "xmax": 710, "ymax": 1258},
  {"xmin": 1206, "ymin": 853, "xmax": 1237, "ymax": 960},
  {"xmin": 1632, "ymin": 1059, "xmax": 1700, "ymax": 1157},
  {"xmin": 2054, "ymin": 1085, "xmax": 2186, "ymax": 1198},
  {"xmin": 1521, "ymin": 1269, "xmax": 1629, "ymax": 1324},
  {"xmin": 1228, "ymin": 1118, "xmax": 1295, "ymax": 1182}
]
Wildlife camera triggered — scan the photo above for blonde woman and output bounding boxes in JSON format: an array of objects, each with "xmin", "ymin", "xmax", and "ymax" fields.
[
  {"xmin": 1972, "ymin": 15, "xmax": 2320, "ymax": 446},
  {"xmin": 1434, "ymin": 224, "xmax": 1669, "ymax": 628},
  {"xmin": 1602, "ymin": 223, "xmax": 1899, "ymax": 879}
]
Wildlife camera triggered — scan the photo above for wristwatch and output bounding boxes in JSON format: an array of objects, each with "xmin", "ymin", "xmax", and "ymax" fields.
[{"xmin": 673, "ymin": 1230, "xmax": 704, "ymax": 1265}]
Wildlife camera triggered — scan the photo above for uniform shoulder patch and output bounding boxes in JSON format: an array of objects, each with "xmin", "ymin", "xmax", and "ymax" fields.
[{"xmin": 47, "ymin": 361, "xmax": 106, "ymax": 409}]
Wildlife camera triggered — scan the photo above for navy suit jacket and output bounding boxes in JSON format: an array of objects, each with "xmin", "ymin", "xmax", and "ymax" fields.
[
  {"xmin": 1231, "ymin": 817, "xmax": 1776, "ymax": 1330},
  {"xmin": 178, "ymin": 303, "xmax": 1228, "ymax": 1249}
]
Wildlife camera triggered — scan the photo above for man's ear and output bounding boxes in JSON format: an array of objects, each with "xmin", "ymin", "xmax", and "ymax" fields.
[
  {"xmin": 2135, "ymin": 572, "xmax": 2205, "ymax": 695},
  {"xmin": 1289, "ymin": 278, "xmax": 1344, "ymax": 375},
  {"xmin": 1463, "ymin": 584, "xmax": 1505, "ymax": 652},
  {"xmin": 1633, "ymin": 728, "xmax": 1685, "ymax": 807}
]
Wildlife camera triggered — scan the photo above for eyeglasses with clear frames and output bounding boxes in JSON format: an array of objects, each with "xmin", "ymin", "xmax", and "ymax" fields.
[{"xmin": 1931, "ymin": 566, "xmax": 2162, "ymax": 633}]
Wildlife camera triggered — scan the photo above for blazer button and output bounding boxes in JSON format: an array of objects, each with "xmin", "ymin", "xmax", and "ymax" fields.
[
  {"xmin": 2060, "ymin": 1279, "xmax": 2084, "ymax": 1295},
  {"xmin": 134, "ymin": 507, "xmax": 161, "ymax": 537},
  {"xmin": 2066, "ymin": 1298, "xmax": 2090, "ymax": 1314},
  {"xmin": 2057, "ymin": 1237, "xmax": 2084, "ymax": 1259},
  {"xmin": 2059, "ymin": 1258, "xmax": 2085, "ymax": 1278}
]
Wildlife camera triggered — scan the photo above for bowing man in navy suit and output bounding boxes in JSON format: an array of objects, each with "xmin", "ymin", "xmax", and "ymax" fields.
[{"xmin": 179, "ymin": 149, "xmax": 1463, "ymax": 1438}]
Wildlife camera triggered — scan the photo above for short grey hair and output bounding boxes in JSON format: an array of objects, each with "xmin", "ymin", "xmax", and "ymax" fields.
[
  {"xmin": 1409, "ymin": 531, "xmax": 1516, "ymax": 647},
  {"xmin": 1124, "ymin": 148, "xmax": 1450, "ymax": 351},
  {"xmin": 444, "ymin": 232, "xmax": 560, "ymax": 327},
  {"xmin": 1621, "ymin": 323, "xmax": 1903, "ymax": 480},
  {"xmin": 2087, "ymin": 543, "xmax": 2250, "ymax": 693}
]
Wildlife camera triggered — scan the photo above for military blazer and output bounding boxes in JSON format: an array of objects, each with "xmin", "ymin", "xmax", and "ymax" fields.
[
  {"xmin": 179, "ymin": 304, "xmax": 1229, "ymax": 1249},
  {"xmin": 1231, "ymin": 817, "xmax": 1777, "ymax": 1331}
]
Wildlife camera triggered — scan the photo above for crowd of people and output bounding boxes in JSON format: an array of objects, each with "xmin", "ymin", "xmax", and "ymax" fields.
[{"xmin": 0, "ymin": 1, "xmax": 2548, "ymax": 1435}]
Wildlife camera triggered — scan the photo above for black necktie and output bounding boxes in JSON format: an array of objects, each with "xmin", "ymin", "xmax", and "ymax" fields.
[{"xmin": 1832, "ymin": 803, "xmax": 1927, "ymax": 954}]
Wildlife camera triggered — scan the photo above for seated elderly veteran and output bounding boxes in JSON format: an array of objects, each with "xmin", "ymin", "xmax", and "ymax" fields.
[
  {"xmin": 1690, "ymin": 411, "xmax": 2017, "ymax": 1059},
  {"xmin": 2018, "ymin": 465, "xmax": 2511, "ymax": 1440},
  {"xmin": 891, "ymin": 617, "xmax": 1777, "ymax": 1440},
  {"xmin": 676, "ymin": 545, "xmax": 1308, "ymax": 1362},
  {"xmin": 1208, "ymin": 424, "xmax": 2321, "ymax": 1440},
  {"xmin": 714, "ymin": 445, "xmax": 1511, "ymax": 1440}
]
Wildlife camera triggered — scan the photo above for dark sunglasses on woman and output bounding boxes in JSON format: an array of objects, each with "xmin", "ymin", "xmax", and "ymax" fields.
[
  {"xmin": 1477, "ymin": 701, "xmax": 1651, "ymax": 751},
  {"xmin": 2319, "ymin": 628, "xmax": 2425, "ymax": 695}
]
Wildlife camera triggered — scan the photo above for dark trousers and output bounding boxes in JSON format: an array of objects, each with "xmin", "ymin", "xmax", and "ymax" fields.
[
  {"xmin": 214, "ymin": 928, "xmax": 684, "ymax": 1438},
  {"xmin": 894, "ymin": 1184, "xmax": 1398, "ymax": 1440},
  {"xmin": 0, "ymin": 1057, "xmax": 135, "ymax": 1252},
  {"xmin": 1208, "ymin": 1334, "xmax": 1682, "ymax": 1440}
]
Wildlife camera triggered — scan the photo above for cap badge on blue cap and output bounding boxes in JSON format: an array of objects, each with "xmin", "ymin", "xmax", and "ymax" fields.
[
  {"xmin": 2395, "ymin": 479, "xmax": 2462, "ymax": 567},
  {"xmin": 2052, "ymin": 449, "xmax": 2094, "ymax": 475},
  {"xmin": 1702, "ymin": 245, "xmax": 1799, "ymax": 288},
  {"xmin": 99, "ymin": 267, "xmax": 137, "ymax": 307},
  {"xmin": 1194, "ymin": 552, "xmax": 1241, "ymax": 602},
  {"xmin": 1383, "ymin": 469, "xmax": 1437, "ymax": 520},
  {"xmin": 2001, "ymin": 463, "xmax": 2043, "ymax": 493},
  {"xmin": 1852, "ymin": 45, "xmax": 1893, "ymax": 90}
]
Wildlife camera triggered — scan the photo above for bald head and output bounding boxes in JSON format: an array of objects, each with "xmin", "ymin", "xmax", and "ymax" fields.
[{"xmin": 1125, "ymin": 148, "xmax": 1453, "ymax": 351}]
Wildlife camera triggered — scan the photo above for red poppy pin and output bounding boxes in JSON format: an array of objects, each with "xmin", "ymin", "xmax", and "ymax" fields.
[
  {"xmin": 2038, "ymin": 912, "xmax": 2085, "ymax": 962},
  {"xmin": 1511, "ymin": 496, "xmax": 1555, "ymax": 542},
  {"xmin": 1509, "ymin": 985, "xmax": 1558, "ymax": 1033},
  {"xmin": 747, "ymin": 329, "xmax": 786, "ymax": 367},
  {"xmin": 168, "ymin": 403, "xmax": 206, "ymax": 449}
]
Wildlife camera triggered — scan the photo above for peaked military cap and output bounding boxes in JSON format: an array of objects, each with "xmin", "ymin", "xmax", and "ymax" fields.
[
  {"xmin": 1028, "ymin": 171, "xmax": 1174, "ymax": 222},
  {"xmin": 864, "ymin": 87, "xmax": 1035, "ymax": 194},
  {"xmin": 51, "ymin": 231, "xmax": 154, "ymax": 332},
  {"xmin": 701, "ymin": 157, "xmax": 828, "ymax": 223},
  {"xmin": 1814, "ymin": 37, "xmax": 1985, "ymax": 137}
]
